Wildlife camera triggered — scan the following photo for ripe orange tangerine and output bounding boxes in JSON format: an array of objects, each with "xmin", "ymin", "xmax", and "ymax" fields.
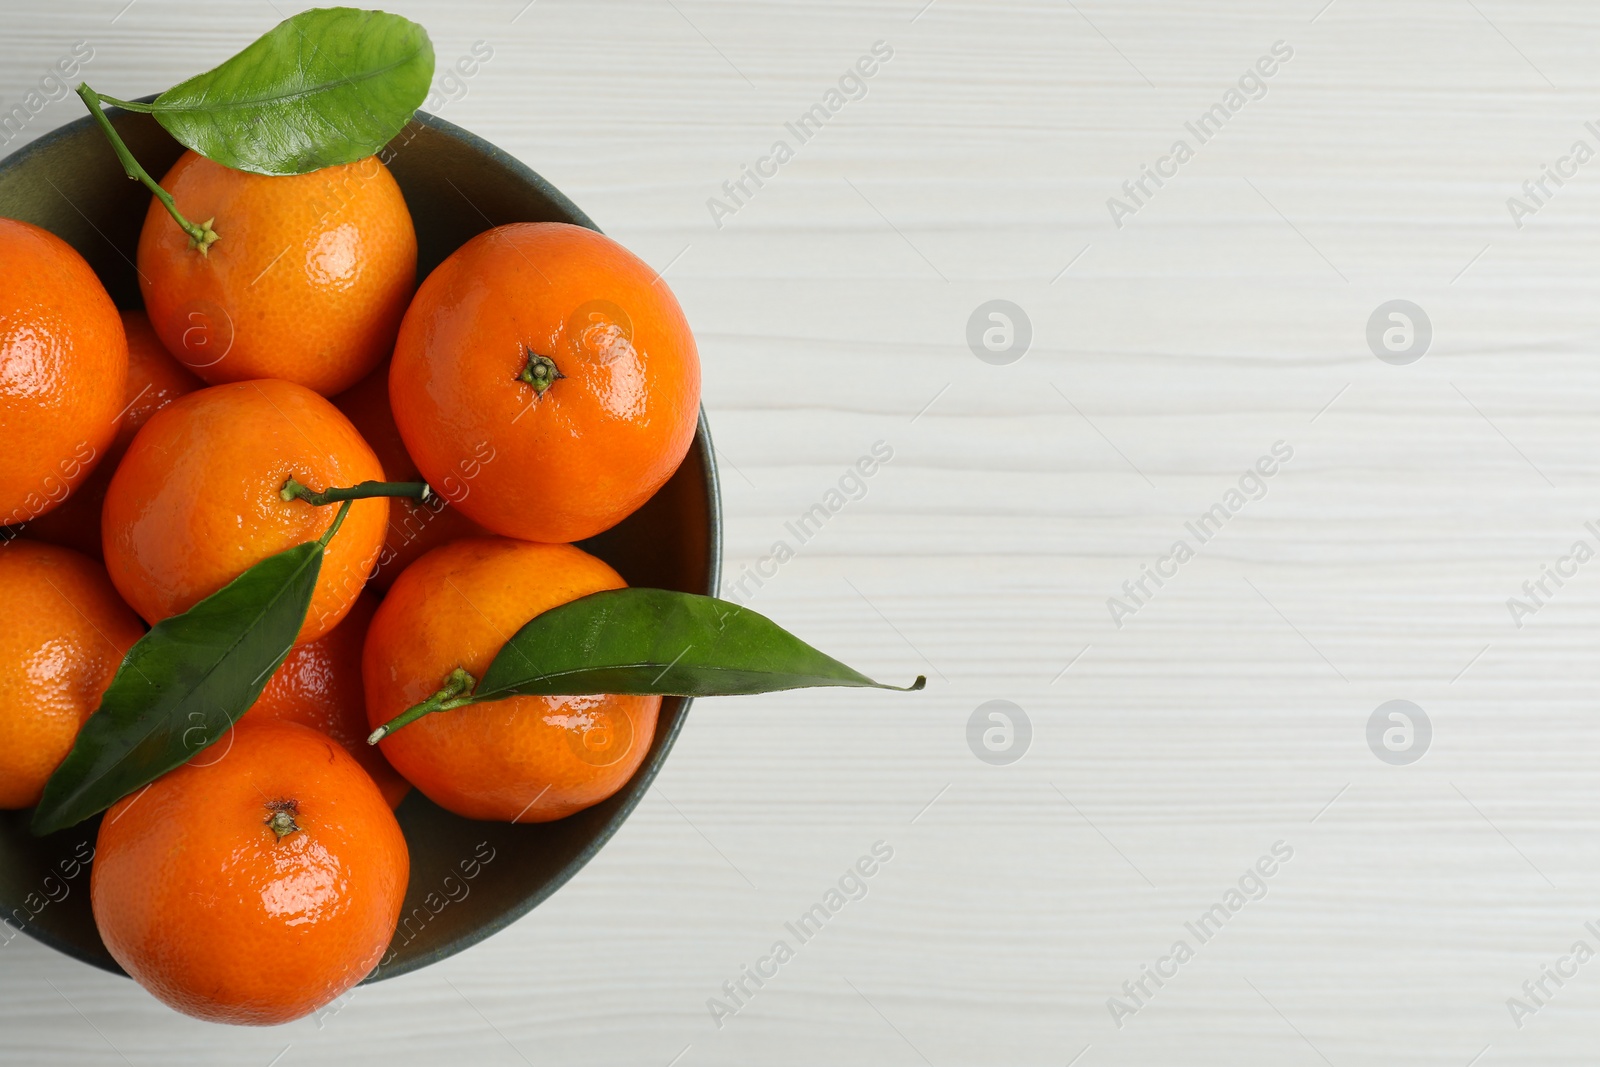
[
  {"xmin": 0, "ymin": 218, "xmax": 127, "ymax": 526},
  {"xmin": 101, "ymin": 379, "xmax": 386, "ymax": 644},
  {"xmin": 92, "ymin": 719, "xmax": 409, "ymax": 1026},
  {"xmin": 0, "ymin": 540, "xmax": 143, "ymax": 809},
  {"xmin": 389, "ymin": 222, "xmax": 700, "ymax": 544},
  {"xmin": 363, "ymin": 537, "xmax": 660, "ymax": 822},
  {"xmin": 137, "ymin": 151, "xmax": 416, "ymax": 396}
]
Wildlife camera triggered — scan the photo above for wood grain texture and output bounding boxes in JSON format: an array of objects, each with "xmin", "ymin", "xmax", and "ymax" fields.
[{"xmin": 7, "ymin": 0, "xmax": 1600, "ymax": 1063}]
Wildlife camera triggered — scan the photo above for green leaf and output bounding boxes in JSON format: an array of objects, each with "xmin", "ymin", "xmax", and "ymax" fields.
[
  {"xmin": 145, "ymin": 7, "xmax": 434, "ymax": 176},
  {"xmin": 477, "ymin": 589, "xmax": 925, "ymax": 699},
  {"xmin": 30, "ymin": 538, "xmax": 326, "ymax": 836}
]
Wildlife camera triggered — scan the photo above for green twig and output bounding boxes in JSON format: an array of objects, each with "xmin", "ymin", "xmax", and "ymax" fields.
[
  {"xmin": 367, "ymin": 667, "xmax": 477, "ymax": 744},
  {"xmin": 282, "ymin": 477, "xmax": 432, "ymax": 508},
  {"xmin": 76, "ymin": 83, "xmax": 218, "ymax": 254}
]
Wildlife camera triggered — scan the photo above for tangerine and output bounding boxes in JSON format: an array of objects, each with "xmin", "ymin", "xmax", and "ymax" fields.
[
  {"xmin": 0, "ymin": 540, "xmax": 143, "ymax": 809},
  {"xmin": 101, "ymin": 379, "xmax": 386, "ymax": 644},
  {"xmin": 137, "ymin": 151, "xmax": 416, "ymax": 396},
  {"xmin": 332, "ymin": 360, "xmax": 488, "ymax": 592},
  {"xmin": 91, "ymin": 719, "xmax": 409, "ymax": 1025},
  {"xmin": 389, "ymin": 222, "xmax": 700, "ymax": 543},
  {"xmin": 246, "ymin": 592, "xmax": 410, "ymax": 807},
  {"xmin": 0, "ymin": 218, "xmax": 127, "ymax": 526},
  {"xmin": 363, "ymin": 537, "xmax": 660, "ymax": 822},
  {"xmin": 26, "ymin": 310, "xmax": 202, "ymax": 559}
]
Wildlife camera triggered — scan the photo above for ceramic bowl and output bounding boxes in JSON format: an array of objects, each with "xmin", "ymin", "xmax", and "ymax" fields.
[{"xmin": 0, "ymin": 105, "xmax": 720, "ymax": 980}]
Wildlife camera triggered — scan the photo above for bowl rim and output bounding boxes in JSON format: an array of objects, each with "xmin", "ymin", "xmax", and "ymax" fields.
[{"xmin": 0, "ymin": 105, "xmax": 723, "ymax": 982}]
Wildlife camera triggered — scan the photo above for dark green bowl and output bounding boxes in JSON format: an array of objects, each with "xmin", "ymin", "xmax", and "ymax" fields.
[{"xmin": 0, "ymin": 107, "xmax": 721, "ymax": 981}]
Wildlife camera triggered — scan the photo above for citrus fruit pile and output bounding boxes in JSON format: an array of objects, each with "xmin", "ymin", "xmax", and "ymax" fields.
[
  {"xmin": 1, "ymin": 6, "xmax": 916, "ymax": 1029},
  {"xmin": 2, "ymin": 150, "xmax": 696, "ymax": 1020}
]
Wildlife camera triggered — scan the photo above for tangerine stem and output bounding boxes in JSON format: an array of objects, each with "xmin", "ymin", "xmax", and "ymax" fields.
[
  {"xmin": 265, "ymin": 804, "xmax": 300, "ymax": 840},
  {"xmin": 75, "ymin": 83, "xmax": 218, "ymax": 254},
  {"xmin": 518, "ymin": 349, "xmax": 562, "ymax": 396},
  {"xmin": 282, "ymin": 477, "xmax": 431, "ymax": 508},
  {"xmin": 367, "ymin": 667, "xmax": 477, "ymax": 744}
]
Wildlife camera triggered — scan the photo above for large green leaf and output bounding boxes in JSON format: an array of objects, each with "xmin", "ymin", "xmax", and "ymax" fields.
[
  {"xmin": 30, "ymin": 537, "xmax": 326, "ymax": 836},
  {"xmin": 475, "ymin": 589, "xmax": 925, "ymax": 699},
  {"xmin": 140, "ymin": 8, "xmax": 433, "ymax": 175}
]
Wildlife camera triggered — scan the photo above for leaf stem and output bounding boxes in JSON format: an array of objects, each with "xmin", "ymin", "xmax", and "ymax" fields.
[
  {"xmin": 368, "ymin": 667, "xmax": 477, "ymax": 744},
  {"xmin": 282, "ymin": 477, "xmax": 432, "ymax": 507},
  {"xmin": 317, "ymin": 500, "xmax": 354, "ymax": 547},
  {"xmin": 76, "ymin": 83, "xmax": 219, "ymax": 254},
  {"xmin": 93, "ymin": 93, "xmax": 158, "ymax": 113}
]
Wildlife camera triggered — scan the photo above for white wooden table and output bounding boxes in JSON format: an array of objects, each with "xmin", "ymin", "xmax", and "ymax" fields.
[{"xmin": 8, "ymin": 1, "xmax": 1600, "ymax": 1063}]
